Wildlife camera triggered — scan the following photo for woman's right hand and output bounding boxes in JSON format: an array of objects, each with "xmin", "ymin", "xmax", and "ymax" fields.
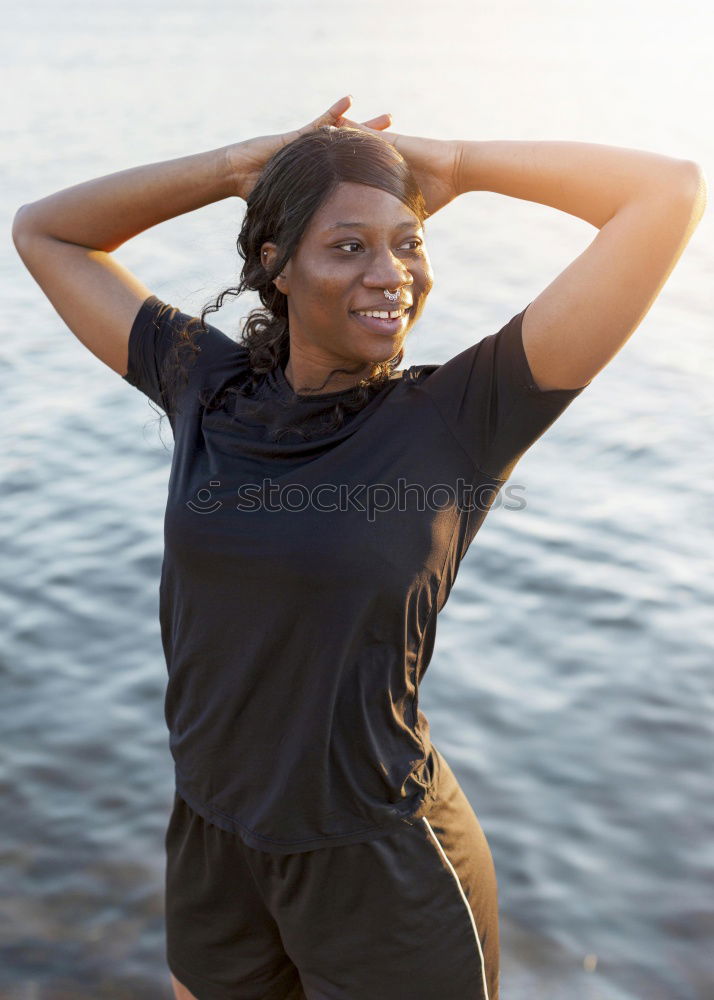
[{"xmin": 227, "ymin": 95, "xmax": 393, "ymax": 200}]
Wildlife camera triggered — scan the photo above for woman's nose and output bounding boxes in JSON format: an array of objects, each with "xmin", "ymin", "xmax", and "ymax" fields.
[{"xmin": 364, "ymin": 251, "xmax": 412, "ymax": 288}]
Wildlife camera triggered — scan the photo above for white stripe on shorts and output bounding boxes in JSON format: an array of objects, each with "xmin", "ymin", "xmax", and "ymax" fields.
[{"xmin": 422, "ymin": 816, "xmax": 490, "ymax": 1000}]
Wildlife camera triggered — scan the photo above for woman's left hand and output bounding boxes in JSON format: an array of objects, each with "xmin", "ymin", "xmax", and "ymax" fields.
[
  {"xmin": 229, "ymin": 96, "xmax": 394, "ymax": 201},
  {"xmin": 336, "ymin": 106, "xmax": 463, "ymax": 217}
]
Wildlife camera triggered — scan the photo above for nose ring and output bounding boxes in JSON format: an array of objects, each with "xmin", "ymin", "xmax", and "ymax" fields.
[{"xmin": 383, "ymin": 289, "xmax": 400, "ymax": 302}]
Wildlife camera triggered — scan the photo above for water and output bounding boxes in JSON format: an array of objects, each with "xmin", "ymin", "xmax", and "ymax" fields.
[{"xmin": 3, "ymin": 0, "xmax": 713, "ymax": 996}]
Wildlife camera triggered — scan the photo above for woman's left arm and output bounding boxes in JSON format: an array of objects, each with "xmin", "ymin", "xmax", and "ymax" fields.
[{"xmin": 454, "ymin": 139, "xmax": 707, "ymax": 390}]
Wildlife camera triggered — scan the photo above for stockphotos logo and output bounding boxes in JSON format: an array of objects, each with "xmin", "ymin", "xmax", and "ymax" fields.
[{"xmin": 186, "ymin": 477, "xmax": 526, "ymax": 522}]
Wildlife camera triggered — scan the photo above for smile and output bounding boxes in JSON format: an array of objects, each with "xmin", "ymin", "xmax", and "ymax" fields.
[
  {"xmin": 350, "ymin": 308, "xmax": 411, "ymax": 335},
  {"xmin": 354, "ymin": 309, "xmax": 405, "ymax": 319}
]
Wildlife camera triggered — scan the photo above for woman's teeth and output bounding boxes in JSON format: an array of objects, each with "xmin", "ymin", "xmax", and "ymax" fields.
[{"xmin": 354, "ymin": 309, "xmax": 404, "ymax": 319}]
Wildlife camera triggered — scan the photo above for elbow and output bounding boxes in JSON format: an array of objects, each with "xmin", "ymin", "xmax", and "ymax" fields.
[
  {"xmin": 11, "ymin": 205, "xmax": 34, "ymax": 249},
  {"xmin": 689, "ymin": 162, "xmax": 708, "ymax": 219},
  {"xmin": 12, "ymin": 204, "xmax": 52, "ymax": 256},
  {"xmin": 678, "ymin": 161, "xmax": 708, "ymax": 217}
]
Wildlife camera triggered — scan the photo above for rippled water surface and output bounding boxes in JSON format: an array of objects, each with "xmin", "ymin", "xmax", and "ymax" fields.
[{"xmin": 3, "ymin": 1, "xmax": 713, "ymax": 997}]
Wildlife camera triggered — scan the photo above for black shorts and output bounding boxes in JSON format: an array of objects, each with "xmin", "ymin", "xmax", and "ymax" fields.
[{"xmin": 164, "ymin": 746, "xmax": 499, "ymax": 999}]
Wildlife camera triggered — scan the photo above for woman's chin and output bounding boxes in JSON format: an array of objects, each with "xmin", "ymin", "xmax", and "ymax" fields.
[{"xmin": 354, "ymin": 330, "xmax": 407, "ymax": 362}]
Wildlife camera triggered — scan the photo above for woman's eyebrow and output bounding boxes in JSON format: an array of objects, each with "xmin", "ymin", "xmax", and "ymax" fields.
[{"xmin": 324, "ymin": 220, "xmax": 420, "ymax": 231}]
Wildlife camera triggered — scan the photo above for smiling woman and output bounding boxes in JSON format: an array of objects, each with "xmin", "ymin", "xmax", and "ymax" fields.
[
  {"xmin": 172, "ymin": 124, "xmax": 434, "ymax": 444},
  {"xmin": 261, "ymin": 180, "xmax": 430, "ymax": 377},
  {"xmin": 12, "ymin": 89, "xmax": 704, "ymax": 1000}
]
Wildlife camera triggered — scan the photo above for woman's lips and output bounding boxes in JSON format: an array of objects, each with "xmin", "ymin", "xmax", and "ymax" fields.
[{"xmin": 350, "ymin": 308, "xmax": 411, "ymax": 335}]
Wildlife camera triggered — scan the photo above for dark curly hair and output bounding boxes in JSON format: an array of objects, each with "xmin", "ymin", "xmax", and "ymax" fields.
[{"xmin": 159, "ymin": 125, "xmax": 429, "ymax": 442}]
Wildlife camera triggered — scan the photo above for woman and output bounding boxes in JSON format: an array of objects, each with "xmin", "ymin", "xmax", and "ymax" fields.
[{"xmin": 13, "ymin": 95, "xmax": 705, "ymax": 1000}]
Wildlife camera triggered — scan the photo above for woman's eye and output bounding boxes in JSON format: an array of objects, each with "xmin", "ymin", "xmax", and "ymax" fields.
[{"xmin": 336, "ymin": 239, "xmax": 423, "ymax": 253}]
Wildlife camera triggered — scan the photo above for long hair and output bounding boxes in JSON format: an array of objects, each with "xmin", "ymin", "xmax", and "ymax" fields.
[{"xmin": 161, "ymin": 125, "xmax": 429, "ymax": 441}]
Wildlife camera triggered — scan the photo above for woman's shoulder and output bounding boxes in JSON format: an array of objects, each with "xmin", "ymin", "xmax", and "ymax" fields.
[
  {"xmin": 189, "ymin": 313, "xmax": 251, "ymax": 374},
  {"xmin": 124, "ymin": 294, "xmax": 252, "ymax": 411}
]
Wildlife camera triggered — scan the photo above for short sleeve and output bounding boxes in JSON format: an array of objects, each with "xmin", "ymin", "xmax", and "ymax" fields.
[
  {"xmin": 122, "ymin": 295, "xmax": 245, "ymax": 414},
  {"xmin": 414, "ymin": 303, "xmax": 591, "ymax": 481}
]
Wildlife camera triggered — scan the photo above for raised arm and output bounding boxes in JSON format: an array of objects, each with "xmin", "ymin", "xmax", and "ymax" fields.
[
  {"xmin": 11, "ymin": 146, "xmax": 237, "ymax": 377},
  {"xmin": 454, "ymin": 139, "xmax": 707, "ymax": 391},
  {"xmin": 11, "ymin": 95, "xmax": 391, "ymax": 379},
  {"xmin": 355, "ymin": 125, "xmax": 707, "ymax": 392}
]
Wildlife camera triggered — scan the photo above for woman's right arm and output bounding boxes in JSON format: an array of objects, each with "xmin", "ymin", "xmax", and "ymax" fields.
[
  {"xmin": 11, "ymin": 97, "xmax": 392, "ymax": 379},
  {"xmin": 11, "ymin": 145, "xmax": 240, "ymax": 377}
]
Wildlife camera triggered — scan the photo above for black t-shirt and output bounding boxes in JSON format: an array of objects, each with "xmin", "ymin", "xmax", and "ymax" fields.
[{"xmin": 123, "ymin": 295, "xmax": 589, "ymax": 853}]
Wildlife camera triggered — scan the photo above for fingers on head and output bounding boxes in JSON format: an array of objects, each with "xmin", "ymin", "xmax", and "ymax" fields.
[
  {"xmin": 335, "ymin": 116, "xmax": 365, "ymax": 131},
  {"xmin": 362, "ymin": 115, "xmax": 391, "ymax": 130},
  {"xmin": 328, "ymin": 95, "xmax": 352, "ymax": 117}
]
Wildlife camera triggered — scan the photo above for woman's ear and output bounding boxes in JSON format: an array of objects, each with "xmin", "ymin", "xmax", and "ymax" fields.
[
  {"xmin": 260, "ymin": 242, "xmax": 289, "ymax": 294},
  {"xmin": 260, "ymin": 241, "xmax": 277, "ymax": 272}
]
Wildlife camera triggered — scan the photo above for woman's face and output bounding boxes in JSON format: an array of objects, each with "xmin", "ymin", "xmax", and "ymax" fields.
[{"xmin": 262, "ymin": 181, "xmax": 433, "ymax": 385}]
